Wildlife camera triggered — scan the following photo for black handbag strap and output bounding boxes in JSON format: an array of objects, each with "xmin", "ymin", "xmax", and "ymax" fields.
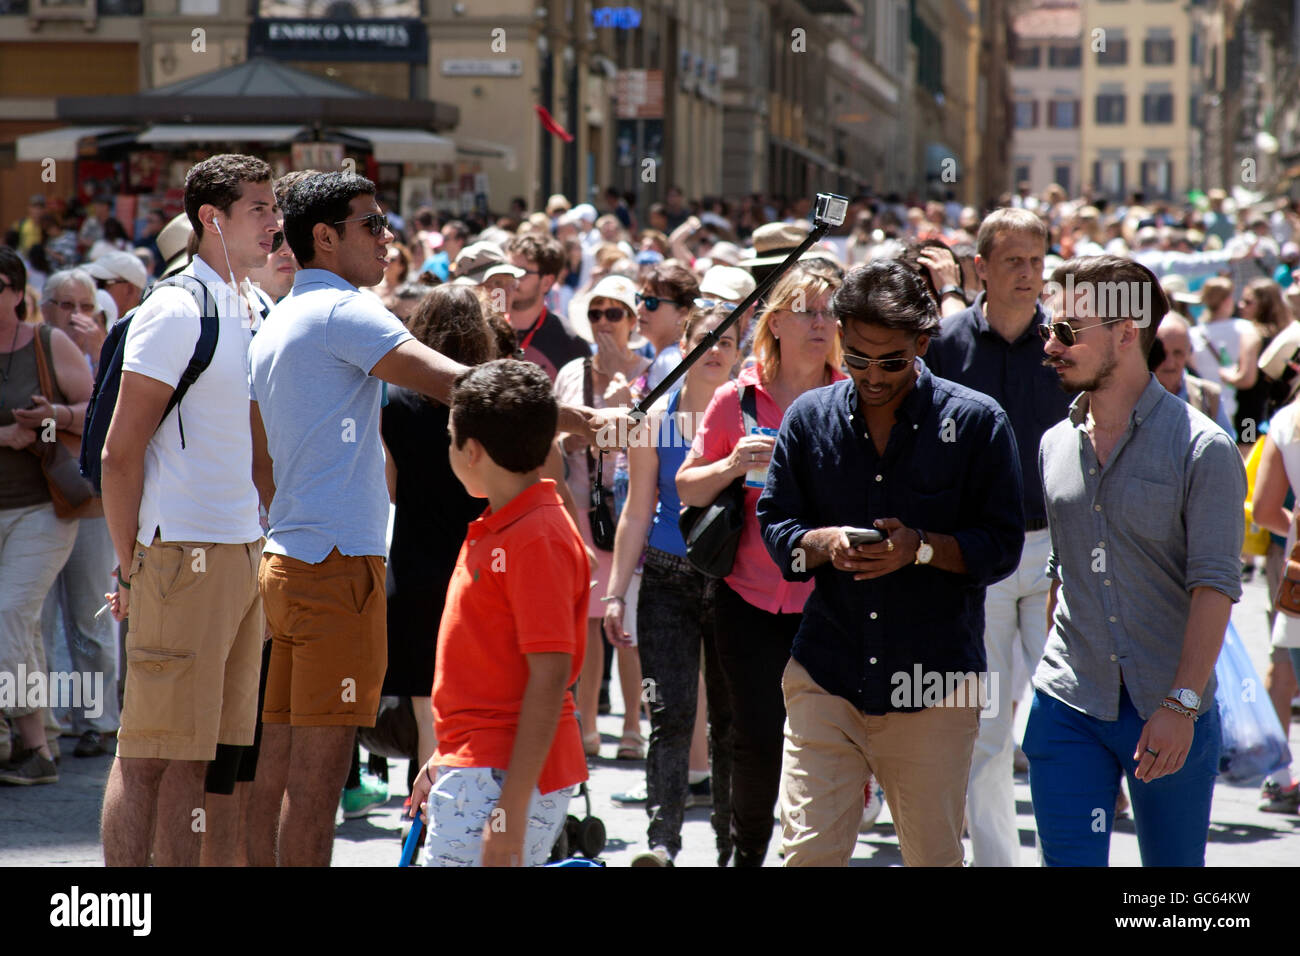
[{"xmin": 738, "ymin": 382, "xmax": 758, "ymax": 437}]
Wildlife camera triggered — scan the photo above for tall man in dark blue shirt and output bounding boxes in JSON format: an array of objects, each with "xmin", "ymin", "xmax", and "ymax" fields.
[
  {"xmin": 924, "ymin": 207, "xmax": 1072, "ymax": 867},
  {"xmin": 758, "ymin": 261, "xmax": 1025, "ymax": 866}
]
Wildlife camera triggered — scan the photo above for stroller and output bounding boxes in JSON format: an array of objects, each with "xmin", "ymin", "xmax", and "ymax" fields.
[{"xmin": 547, "ymin": 781, "xmax": 606, "ymax": 862}]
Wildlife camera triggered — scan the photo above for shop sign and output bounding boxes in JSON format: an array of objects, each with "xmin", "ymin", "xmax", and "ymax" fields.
[{"xmin": 250, "ymin": 19, "xmax": 427, "ymax": 62}]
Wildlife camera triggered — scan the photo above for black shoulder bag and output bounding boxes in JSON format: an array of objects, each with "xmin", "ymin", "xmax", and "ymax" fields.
[
  {"xmin": 585, "ymin": 358, "xmax": 618, "ymax": 551},
  {"xmin": 677, "ymin": 384, "xmax": 758, "ymax": 578}
]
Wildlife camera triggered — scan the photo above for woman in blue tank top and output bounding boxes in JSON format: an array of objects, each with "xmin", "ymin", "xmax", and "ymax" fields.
[{"xmin": 602, "ymin": 303, "xmax": 739, "ymax": 866}]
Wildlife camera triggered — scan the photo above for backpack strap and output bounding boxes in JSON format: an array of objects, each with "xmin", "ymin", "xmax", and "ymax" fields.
[{"xmin": 149, "ymin": 275, "xmax": 220, "ymax": 449}]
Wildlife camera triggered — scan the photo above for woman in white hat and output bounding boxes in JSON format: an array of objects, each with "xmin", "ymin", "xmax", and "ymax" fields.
[{"xmin": 555, "ymin": 274, "xmax": 652, "ymax": 761}]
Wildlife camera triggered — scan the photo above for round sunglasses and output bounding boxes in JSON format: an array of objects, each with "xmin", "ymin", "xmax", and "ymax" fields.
[{"xmin": 1036, "ymin": 317, "xmax": 1128, "ymax": 347}]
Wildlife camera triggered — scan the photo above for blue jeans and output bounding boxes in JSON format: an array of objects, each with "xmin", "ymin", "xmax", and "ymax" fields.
[{"xmin": 1023, "ymin": 686, "xmax": 1220, "ymax": 867}]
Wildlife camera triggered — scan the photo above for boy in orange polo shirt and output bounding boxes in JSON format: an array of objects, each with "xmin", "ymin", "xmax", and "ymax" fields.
[{"xmin": 410, "ymin": 359, "xmax": 589, "ymax": 867}]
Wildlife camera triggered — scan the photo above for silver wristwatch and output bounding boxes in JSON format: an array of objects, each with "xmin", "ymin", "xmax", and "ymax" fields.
[{"xmin": 1168, "ymin": 688, "xmax": 1200, "ymax": 711}]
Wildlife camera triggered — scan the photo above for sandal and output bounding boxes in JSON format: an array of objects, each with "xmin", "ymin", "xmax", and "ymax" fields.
[
  {"xmin": 616, "ymin": 731, "xmax": 646, "ymax": 761},
  {"xmin": 583, "ymin": 732, "xmax": 601, "ymax": 758}
]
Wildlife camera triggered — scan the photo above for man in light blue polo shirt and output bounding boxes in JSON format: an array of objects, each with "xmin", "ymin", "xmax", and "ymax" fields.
[
  {"xmin": 247, "ymin": 171, "xmax": 619, "ymax": 867},
  {"xmin": 247, "ymin": 172, "xmax": 472, "ymax": 867}
]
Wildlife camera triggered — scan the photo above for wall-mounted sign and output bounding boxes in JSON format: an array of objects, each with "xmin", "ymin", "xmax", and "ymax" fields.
[
  {"xmin": 441, "ymin": 58, "xmax": 523, "ymax": 77},
  {"xmin": 616, "ymin": 69, "xmax": 663, "ymax": 120},
  {"xmin": 593, "ymin": 6, "xmax": 640, "ymax": 29},
  {"xmin": 249, "ymin": 19, "xmax": 426, "ymax": 62}
]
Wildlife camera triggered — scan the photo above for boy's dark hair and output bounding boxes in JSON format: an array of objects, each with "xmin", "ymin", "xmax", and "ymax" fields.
[
  {"xmin": 831, "ymin": 259, "xmax": 940, "ymax": 337},
  {"xmin": 281, "ymin": 171, "xmax": 377, "ymax": 266},
  {"xmin": 408, "ymin": 285, "xmax": 496, "ymax": 376},
  {"xmin": 1047, "ymin": 254, "xmax": 1168, "ymax": 356},
  {"xmin": 0, "ymin": 247, "xmax": 28, "ymax": 319},
  {"xmin": 184, "ymin": 154, "xmax": 273, "ymax": 245},
  {"xmin": 505, "ymin": 232, "xmax": 565, "ymax": 278},
  {"xmin": 450, "ymin": 359, "xmax": 557, "ymax": 474}
]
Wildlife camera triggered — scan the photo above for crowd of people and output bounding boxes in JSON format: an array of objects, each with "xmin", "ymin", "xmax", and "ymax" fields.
[{"xmin": 1, "ymin": 158, "xmax": 1298, "ymax": 867}]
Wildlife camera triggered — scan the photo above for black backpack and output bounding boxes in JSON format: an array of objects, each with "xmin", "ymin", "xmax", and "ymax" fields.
[{"xmin": 79, "ymin": 275, "xmax": 220, "ymax": 494}]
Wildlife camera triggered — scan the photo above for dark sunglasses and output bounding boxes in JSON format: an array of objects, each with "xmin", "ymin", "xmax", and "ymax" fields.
[
  {"xmin": 588, "ymin": 308, "xmax": 628, "ymax": 324},
  {"xmin": 843, "ymin": 352, "xmax": 911, "ymax": 373},
  {"xmin": 636, "ymin": 292, "xmax": 686, "ymax": 311},
  {"xmin": 95, "ymin": 277, "xmax": 130, "ymax": 290},
  {"xmin": 1036, "ymin": 317, "xmax": 1128, "ymax": 347},
  {"xmin": 271, "ymin": 231, "xmax": 284, "ymax": 253},
  {"xmin": 332, "ymin": 213, "xmax": 389, "ymax": 236}
]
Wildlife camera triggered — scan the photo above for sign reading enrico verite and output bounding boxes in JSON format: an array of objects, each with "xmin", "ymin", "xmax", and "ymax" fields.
[{"xmin": 249, "ymin": 19, "xmax": 427, "ymax": 62}]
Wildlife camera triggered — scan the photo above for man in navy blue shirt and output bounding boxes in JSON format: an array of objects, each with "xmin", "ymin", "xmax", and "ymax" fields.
[
  {"xmin": 924, "ymin": 207, "xmax": 1072, "ymax": 866},
  {"xmin": 758, "ymin": 260, "xmax": 1025, "ymax": 867}
]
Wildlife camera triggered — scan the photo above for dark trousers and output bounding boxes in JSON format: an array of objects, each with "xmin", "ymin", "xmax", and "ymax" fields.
[
  {"xmin": 637, "ymin": 549, "xmax": 732, "ymax": 861},
  {"xmin": 713, "ymin": 580, "xmax": 800, "ymax": 866}
]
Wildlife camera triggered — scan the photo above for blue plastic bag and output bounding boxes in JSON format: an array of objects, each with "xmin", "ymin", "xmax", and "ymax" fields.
[{"xmin": 1215, "ymin": 621, "xmax": 1293, "ymax": 782}]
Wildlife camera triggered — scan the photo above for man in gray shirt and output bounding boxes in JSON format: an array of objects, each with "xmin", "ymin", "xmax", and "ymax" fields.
[{"xmin": 1030, "ymin": 254, "xmax": 1246, "ymax": 867}]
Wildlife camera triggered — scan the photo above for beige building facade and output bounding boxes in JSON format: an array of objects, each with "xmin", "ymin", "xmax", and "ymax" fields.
[{"xmin": 1079, "ymin": 0, "xmax": 1193, "ymax": 200}]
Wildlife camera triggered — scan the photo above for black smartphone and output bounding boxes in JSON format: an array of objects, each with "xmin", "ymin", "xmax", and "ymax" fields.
[{"xmin": 844, "ymin": 527, "xmax": 884, "ymax": 547}]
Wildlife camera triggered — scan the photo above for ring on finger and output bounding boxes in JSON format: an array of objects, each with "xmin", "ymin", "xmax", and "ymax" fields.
[{"xmin": 886, "ymin": 539, "xmax": 894, "ymax": 552}]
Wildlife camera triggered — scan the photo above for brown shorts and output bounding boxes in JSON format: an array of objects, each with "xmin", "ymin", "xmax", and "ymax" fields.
[
  {"xmin": 117, "ymin": 537, "xmax": 264, "ymax": 761},
  {"xmin": 260, "ymin": 548, "xmax": 387, "ymax": 728}
]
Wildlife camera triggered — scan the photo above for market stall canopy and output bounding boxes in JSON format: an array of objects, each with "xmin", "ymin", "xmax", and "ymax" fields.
[
  {"xmin": 334, "ymin": 127, "xmax": 455, "ymax": 164},
  {"xmin": 454, "ymin": 137, "xmax": 518, "ymax": 171},
  {"xmin": 138, "ymin": 124, "xmax": 308, "ymax": 144},
  {"xmin": 55, "ymin": 57, "xmax": 458, "ymax": 131},
  {"xmin": 15, "ymin": 125, "xmax": 129, "ymax": 161}
]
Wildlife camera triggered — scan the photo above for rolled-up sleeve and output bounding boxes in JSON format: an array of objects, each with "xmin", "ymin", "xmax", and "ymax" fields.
[
  {"xmin": 758, "ymin": 407, "xmax": 816, "ymax": 583},
  {"xmin": 949, "ymin": 410, "xmax": 1026, "ymax": 588},
  {"xmin": 1184, "ymin": 430, "xmax": 1247, "ymax": 600}
]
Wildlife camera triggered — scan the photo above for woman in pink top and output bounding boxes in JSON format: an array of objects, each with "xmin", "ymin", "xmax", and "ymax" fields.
[{"xmin": 677, "ymin": 263, "xmax": 846, "ymax": 866}]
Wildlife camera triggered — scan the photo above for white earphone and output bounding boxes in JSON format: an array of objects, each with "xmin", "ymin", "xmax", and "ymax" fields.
[{"xmin": 212, "ymin": 216, "xmax": 223, "ymax": 235}]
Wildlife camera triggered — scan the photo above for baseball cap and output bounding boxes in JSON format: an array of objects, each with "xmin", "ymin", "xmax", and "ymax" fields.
[
  {"xmin": 588, "ymin": 274, "xmax": 639, "ymax": 314},
  {"xmin": 450, "ymin": 242, "xmax": 526, "ymax": 285},
  {"xmin": 86, "ymin": 250, "xmax": 148, "ymax": 290},
  {"xmin": 697, "ymin": 265, "xmax": 756, "ymax": 306}
]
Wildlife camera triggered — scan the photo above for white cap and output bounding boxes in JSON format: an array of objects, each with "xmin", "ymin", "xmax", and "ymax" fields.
[
  {"xmin": 85, "ymin": 250, "xmax": 148, "ymax": 290},
  {"xmin": 699, "ymin": 265, "xmax": 756, "ymax": 304}
]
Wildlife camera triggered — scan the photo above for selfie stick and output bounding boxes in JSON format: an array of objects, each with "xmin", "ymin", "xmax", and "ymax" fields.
[{"xmin": 627, "ymin": 192, "xmax": 850, "ymax": 423}]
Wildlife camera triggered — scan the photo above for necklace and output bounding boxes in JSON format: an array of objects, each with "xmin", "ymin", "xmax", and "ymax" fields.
[{"xmin": 0, "ymin": 321, "xmax": 20, "ymax": 410}]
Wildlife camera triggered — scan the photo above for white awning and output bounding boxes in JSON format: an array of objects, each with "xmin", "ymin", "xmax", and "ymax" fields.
[
  {"xmin": 454, "ymin": 136, "xmax": 517, "ymax": 171},
  {"xmin": 138, "ymin": 124, "xmax": 307, "ymax": 144},
  {"xmin": 336, "ymin": 127, "xmax": 456, "ymax": 164},
  {"xmin": 15, "ymin": 125, "xmax": 128, "ymax": 161}
]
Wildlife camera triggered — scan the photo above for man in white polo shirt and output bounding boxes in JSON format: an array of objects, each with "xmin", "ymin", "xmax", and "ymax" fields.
[{"xmin": 99, "ymin": 154, "xmax": 279, "ymax": 867}]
